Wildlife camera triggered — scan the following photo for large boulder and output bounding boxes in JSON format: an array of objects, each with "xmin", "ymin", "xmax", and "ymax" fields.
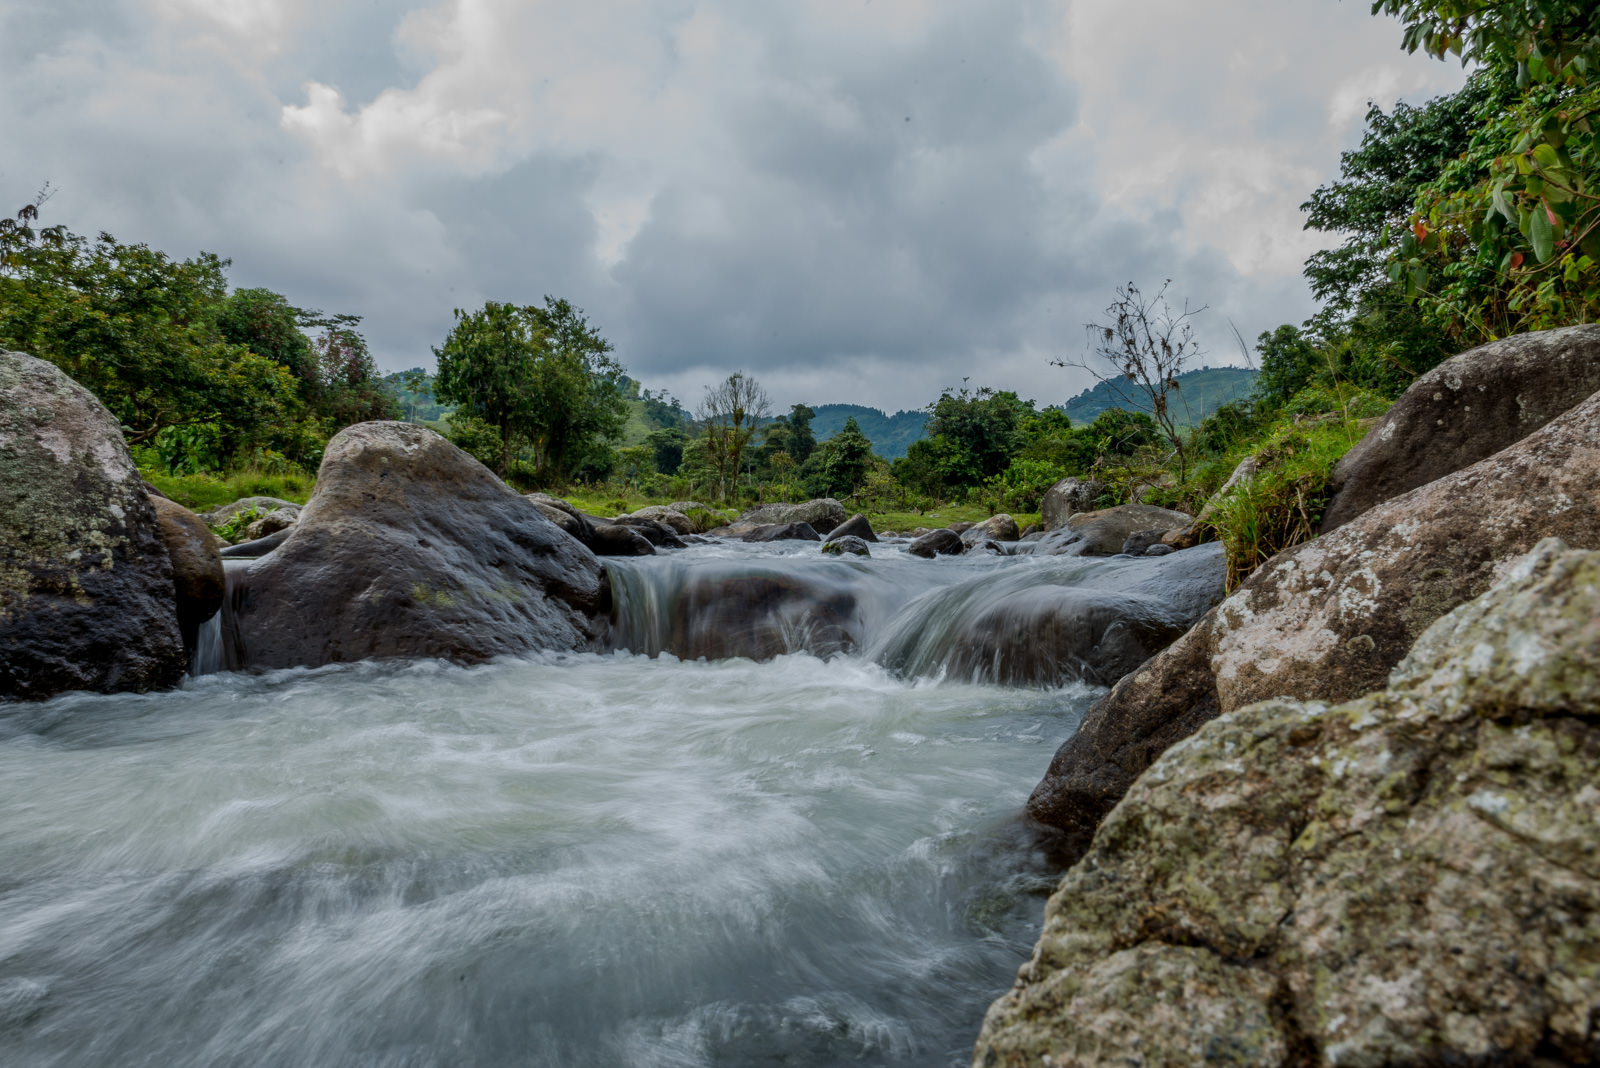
[
  {"xmin": 624, "ymin": 505, "xmax": 693, "ymax": 536},
  {"xmin": 977, "ymin": 540, "xmax": 1600, "ymax": 1067},
  {"xmin": 1321, "ymin": 324, "xmax": 1600, "ymax": 532},
  {"xmin": 231, "ymin": 422, "xmax": 607, "ymax": 669},
  {"xmin": 0, "ymin": 351, "xmax": 187, "ymax": 699},
  {"xmin": 742, "ymin": 521, "xmax": 821, "ymax": 543},
  {"xmin": 1035, "ymin": 504, "xmax": 1191, "ymax": 557},
  {"xmin": 1039, "ymin": 477, "xmax": 1103, "ymax": 532},
  {"xmin": 737, "ymin": 498, "xmax": 846, "ymax": 534},
  {"xmin": 589, "ymin": 524, "xmax": 655, "ymax": 556},
  {"xmin": 149, "ymin": 496, "xmax": 225, "ymax": 651},
  {"xmin": 1027, "ymin": 384, "xmax": 1600, "ymax": 862}
]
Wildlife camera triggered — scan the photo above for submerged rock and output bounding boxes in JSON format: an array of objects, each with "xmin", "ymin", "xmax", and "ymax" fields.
[
  {"xmin": 977, "ymin": 539, "xmax": 1600, "ymax": 1067},
  {"xmin": 1322, "ymin": 324, "xmax": 1600, "ymax": 532},
  {"xmin": 821, "ymin": 535, "xmax": 870, "ymax": 557},
  {"xmin": 0, "ymin": 350, "xmax": 187, "ymax": 699},
  {"xmin": 1035, "ymin": 504, "xmax": 1191, "ymax": 557},
  {"xmin": 1028, "ymin": 384, "xmax": 1600, "ymax": 863},
  {"xmin": 231, "ymin": 422, "xmax": 606, "ymax": 669}
]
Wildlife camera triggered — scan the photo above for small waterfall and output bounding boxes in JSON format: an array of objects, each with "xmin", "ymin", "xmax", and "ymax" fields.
[
  {"xmin": 189, "ymin": 560, "xmax": 252, "ymax": 677},
  {"xmin": 605, "ymin": 542, "xmax": 1225, "ymax": 687}
]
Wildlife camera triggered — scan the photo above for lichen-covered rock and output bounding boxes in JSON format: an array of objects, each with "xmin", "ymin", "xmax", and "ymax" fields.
[
  {"xmin": 0, "ymin": 351, "xmax": 187, "ymax": 699},
  {"xmin": 1040, "ymin": 477, "xmax": 1103, "ymax": 532},
  {"xmin": 975, "ymin": 539, "xmax": 1600, "ymax": 1067},
  {"xmin": 204, "ymin": 496, "xmax": 299, "ymax": 530},
  {"xmin": 737, "ymin": 498, "xmax": 846, "ymax": 534},
  {"xmin": 1035, "ymin": 504, "xmax": 1192, "ymax": 557},
  {"xmin": 149, "ymin": 496, "xmax": 224, "ymax": 651},
  {"xmin": 1321, "ymin": 324, "xmax": 1600, "ymax": 532},
  {"xmin": 821, "ymin": 535, "xmax": 870, "ymax": 557},
  {"xmin": 231, "ymin": 422, "xmax": 606, "ymax": 669},
  {"xmin": 1028, "ymin": 386, "xmax": 1600, "ymax": 858}
]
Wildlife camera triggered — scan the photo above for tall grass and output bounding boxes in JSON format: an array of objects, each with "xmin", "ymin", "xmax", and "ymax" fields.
[{"xmin": 140, "ymin": 466, "xmax": 315, "ymax": 512}]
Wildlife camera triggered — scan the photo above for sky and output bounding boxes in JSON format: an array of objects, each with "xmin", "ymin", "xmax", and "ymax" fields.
[{"xmin": 1, "ymin": 0, "xmax": 1466, "ymax": 414}]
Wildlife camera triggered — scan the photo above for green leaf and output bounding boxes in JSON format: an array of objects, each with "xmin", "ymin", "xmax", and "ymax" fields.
[
  {"xmin": 1492, "ymin": 185, "xmax": 1516, "ymax": 223},
  {"xmin": 1533, "ymin": 143, "xmax": 1561, "ymax": 169},
  {"xmin": 1529, "ymin": 208, "xmax": 1556, "ymax": 262}
]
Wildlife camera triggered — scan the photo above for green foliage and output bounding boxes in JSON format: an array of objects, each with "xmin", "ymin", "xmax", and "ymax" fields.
[
  {"xmin": 807, "ymin": 403, "xmax": 924, "ymax": 459},
  {"xmin": 803, "ymin": 416, "xmax": 876, "ymax": 498},
  {"xmin": 1372, "ymin": 0, "xmax": 1600, "ymax": 86},
  {"xmin": 212, "ymin": 505, "xmax": 262, "ymax": 544},
  {"xmin": 433, "ymin": 297, "xmax": 627, "ymax": 482},
  {"xmin": 136, "ymin": 463, "xmax": 314, "ymax": 512},
  {"xmin": 1061, "ymin": 366, "xmax": 1258, "ymax": 427},
  {"xmin": 443, "ymin": 412, "xmax": 507, "ymax": 472}
]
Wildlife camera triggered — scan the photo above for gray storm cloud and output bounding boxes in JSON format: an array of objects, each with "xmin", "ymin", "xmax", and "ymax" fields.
[{"xmin": 0, "ymin": 0, "xmax": 1463, "ymax": 412}]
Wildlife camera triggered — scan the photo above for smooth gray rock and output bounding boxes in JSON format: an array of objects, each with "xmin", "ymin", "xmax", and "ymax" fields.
[
  {"xmin": 737, "ymin": 498, "xmax": 846, "ymax": 534},
  {"xmin": 1036, "ymin": 504, "xmax": 1192, "ymax": 557},
  {"xmin": 742, "ymin": 521, "xmax": 821, "ymax": 543},
  {"xmin": 821, "ymin": 535, "xmax": 871, "ymax": 557},
  {"xmin": 1040, "ymin": 477, "xmax": 1104, "ymax": 531},
  {"xmin": 826, "ymin": 513, "xmax": 878, "ymax": 543},
  {"xmin": 908, "ymin": 528, "xmax": 964, "ymax": 558}
]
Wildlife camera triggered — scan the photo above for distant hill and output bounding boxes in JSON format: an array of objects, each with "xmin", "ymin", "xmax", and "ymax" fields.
[
  {"xmin": 1063, "ymin": 366, "xmax": 1257, "ymax": 427},
  {"xmin": 810, "ymin": 404, "xmax": 928, "ymax": 459}
]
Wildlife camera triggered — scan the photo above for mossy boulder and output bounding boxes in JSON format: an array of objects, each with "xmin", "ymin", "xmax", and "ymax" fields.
[
  {"xmin": 230, "ymin": 422, "xmax": 607, "ymax": 669},
  {"xmin": 976, "ymin": 539, "xmax": 1600, "ymax": 1066},
  {"xmin": 0, "ymin": 351, "xmax": 187, "ymax": 699}
]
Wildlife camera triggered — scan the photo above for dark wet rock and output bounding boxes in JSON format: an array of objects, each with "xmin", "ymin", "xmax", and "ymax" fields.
[
  {"xmin": 979, "ymin": 540, "xmax": 1600, "ymax": 1067},
  {"xmin": 742, "ymin": 522, "xmax": 821, "ymax": 543},
  {"xmin": 1322, "ymin": 324, "xmax": 1600, "ymax": 532},
  {"xmin": 609, "ymin": 567, "xmax": 859, "ymax": 661},
  {"xmin": 1035, "ymin": 504, "xmax": 1192, "ymax": 557},
  {"xmin": 230, "ymin": 422, "xmax": 606, "ymax": 669},
  {"xmin": 525, "ymin": 494, "xmax": 593, "ymax": 543},
  {"xmin": 149, "ymin": 496, "xmax": 225, "ymax": 651},
  {"xmin": 611, "ymin": 516, "xmax": 687, "ymax": 548},
  {"xmin": 1119, "ymin": 528, "xmax": 1166, "ymax": 556},
  {"xmin": 1143, "ymin": 543, "xmax": 1174, "ymax": 557},
  {"xmin": 826, "ymin": 513, "xmax": 877, "ymax": 543},
  {"xmin": 589, "ymin": 524, "xmax": 656, "ymax": 556},
  {"xmin": 821, "ymin": 535, "xmax": 870, "ymax": 557},
  {"xmin": 624, "ymin": 506, "xmax": 693, "ymax": 536},
  {"xmin": 1027, "ymin": 387, "xmax": 1600, "ymax": 864},
  {"xmin": 960, "ymin": 513, "xmax": 1020, "ymax": 545},
  {"xmin": 0, "ymin": 350, "xmax": 187, "ymax": 699},
  {"xmin": 220, "ymin": 529, "xmax": 293, "ymax": 559},
  {"xmin": 877, "ymin": 543, "xmax": 1226, "ymax": 688},
  {"xmin": 1040, "ymin": 477, "xmax": 1104, "ymax": 531},
  {"xmin": 908, "ymin": 528, "xmax": 964, "ymax": 558},
  {"xmin": 737, "ymin": 498, "xmax": 846, "ymax": 534}
]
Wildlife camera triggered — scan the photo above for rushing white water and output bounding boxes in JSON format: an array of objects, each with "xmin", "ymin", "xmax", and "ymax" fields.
[{"xmin": 2, "ymin": 538, "xmax": 1115, "ymax": 1066}]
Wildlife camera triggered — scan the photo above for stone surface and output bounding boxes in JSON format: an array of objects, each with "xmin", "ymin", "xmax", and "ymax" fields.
[
  {"xmin": 231, "ymin": 422, "xmax": 606, "ymax": 669},
  {"xmin": 737, "ymin": 498, "xmax": 846, "ymax": 534},
  {"xmin": 149, "ymin": 496, "xmax": 225, "ymax": 650},
  {"xmin": 826, "ymin": 513, "xmax": 878, "ymax": 543},
  {"xmin": 960, "ymin": 513, "xmax": 1021, "ymax": 545},
  {"xmin": 908, "ymin": 528, "xmax": 964, "ymax": 558},
  {"xmin": 1035, "ymin": 504, "xmax": 1192, "ymax": 557},
  {"xmin": 625, "ymin": 505, "xmax": 693, "ymax": 536},
  {"xmin": 1321, "ymin": 324, "xmax": 1600, "ymax": 532},
  {"xmin": 220, "ymin": 529, "xmax": 292, "ymax": 559},
  {"xmin": 821, "ymin": 535, "xmax": 870, "ymax": 557},
  {"xmin": 611, "ymin": 516, "xmax": 687, "ymax": 548},
  {"xmin": 977, "ymin": 540, "xmax": 1600, "ymax": 1067},
  {"xmin": 204, "ymin": 496, "xmax": 300, "ymax": 529},
  {"xmin": 1027, "ymin": 386, "xmax": 1600, "ymax": 862},
  {"xmin": 589, "ymin": 524, "xmax": 656, "ymax": 556},
  {"xmin": 742, "ymin": 521, "xmax": 821, "ymax": 543},
  {"xmin": 1040, "ymin": 477, "xmax": 1103, "ymax": 532},
  {"xmin": 241, "ymin": 506, "xmax": 298, "ymax": 543},
  {"xmin": 0, "ymin": 350, "xmax": 187, "ymax": 699}
]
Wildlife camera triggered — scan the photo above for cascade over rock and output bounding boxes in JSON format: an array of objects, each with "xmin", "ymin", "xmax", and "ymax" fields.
[
  {"xmin": 977, "ymin": 539, "xmax": 1600, "ymax": 1067},
  {"xmin": 230, "ymin": 422, "xmax": 607, "ymax": 669},
  {"xmin": 1028, "ymin": 384, "xmax": 1600, "ymax": 863},
  {"xmin": 1321, "ymin": 324, "xmax": 1600, "ymax": 531},
  {"xmin": 0, "ymin": 350, "xmax": 188, "ymax": 699}
]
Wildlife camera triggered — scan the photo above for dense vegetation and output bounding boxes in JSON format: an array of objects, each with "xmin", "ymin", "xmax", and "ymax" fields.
[{"xmin": 2, "ymin": 0, "xmax": 1590, "ymax": 567}]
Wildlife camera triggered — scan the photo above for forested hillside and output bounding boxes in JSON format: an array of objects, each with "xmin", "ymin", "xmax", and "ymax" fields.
[
  {"xmin": 1062, "ymin": 366, "xmax": 1257, "ymax": 427},
  {"xmin": 809, "ymin": 404, "xmax": 928, "ymax": 459}
]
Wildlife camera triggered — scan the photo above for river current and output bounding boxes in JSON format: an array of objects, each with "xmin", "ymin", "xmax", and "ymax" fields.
[{"xmin": 0, "ymin": 540, "xmax": 1119, "ymax": 1067}]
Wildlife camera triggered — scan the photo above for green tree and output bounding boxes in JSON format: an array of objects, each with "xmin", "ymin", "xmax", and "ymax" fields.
[
  {"xmin": 804, "ymin": 416, "xmax": 875, "ymax": 498},
  {"xmin": 923, "ymin": 386, "xmax": 1033, "ymax": 481},
  {"xmin": 696, "ymin": 370, "xmax": 770, "ymax": 503},
  {"xmin": 0, "ymin": 215, "xmax": 297, "ymax": 456},
  {"xmin": 434, "ymin": 301, "xmax": 544, "ymax": 475},
  {"xmin": 1253, "ymin": 324, "xmax": 1323, "ymax": 406}
]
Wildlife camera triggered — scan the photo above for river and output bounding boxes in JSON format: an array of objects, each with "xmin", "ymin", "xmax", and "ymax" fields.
[{"xmin": 0, "ymin": 539, "xmax": 1185, "ymax": 1067}]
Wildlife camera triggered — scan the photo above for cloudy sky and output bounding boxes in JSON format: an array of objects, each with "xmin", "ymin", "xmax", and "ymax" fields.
[{"xmin": 2, "ymin": 0, "xmax": 1465, "ymax": 413}]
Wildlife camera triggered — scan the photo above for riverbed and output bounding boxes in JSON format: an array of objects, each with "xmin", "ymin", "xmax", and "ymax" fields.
[{"xmin": 0, "ymin": 541, "xmax": 1127, "ymax": 1066}]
